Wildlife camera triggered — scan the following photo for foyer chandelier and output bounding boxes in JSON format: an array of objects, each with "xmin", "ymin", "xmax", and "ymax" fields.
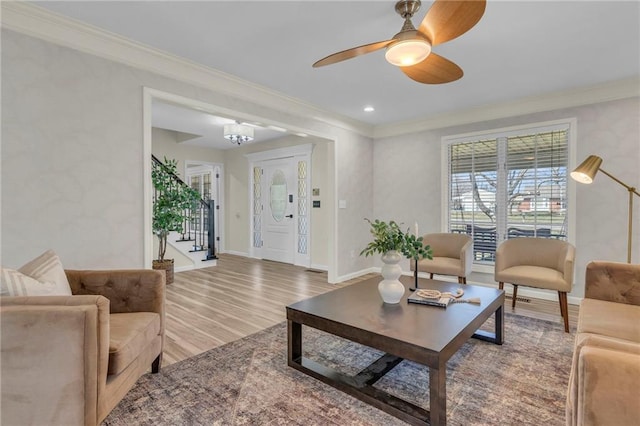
[{"xmin": 223, "ymin": 121, "xmax": 254, "ymax": 145}]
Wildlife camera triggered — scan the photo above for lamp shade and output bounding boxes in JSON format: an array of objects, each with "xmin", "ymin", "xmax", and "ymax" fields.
[{"xmin": 570, "ymin": 155, "xmax": 603, "ymax": 184}]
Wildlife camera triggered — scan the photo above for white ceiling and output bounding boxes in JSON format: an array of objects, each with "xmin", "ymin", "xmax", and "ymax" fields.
[
  {"xmin": 152, "ymin": 100, "xmax": 289, "ymax": 149},
  {"xmin": 32, "ymin": 1, "xmax": 640, "ymax": 132}
]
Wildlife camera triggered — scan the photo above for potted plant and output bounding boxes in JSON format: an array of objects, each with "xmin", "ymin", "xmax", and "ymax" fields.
[
  {"xmin": 361, "ymin": 219, "xmax": 432, "ymax": 304},
  {"xmin": 152, "ymin": 157, "xmax": 200, "ymax": 284}
]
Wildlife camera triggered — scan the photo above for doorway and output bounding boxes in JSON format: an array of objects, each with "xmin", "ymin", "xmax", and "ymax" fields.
[
  {"xmin": 143, "ymin": 88, "xmax": 335, "ymax": 280},
  {"xmin": 185, "ymin": 161, "xmax": 224, "ymax": 253},
  {"xmin": 246, "ymin": 144, "xmax": 313, "ymax": 268}
]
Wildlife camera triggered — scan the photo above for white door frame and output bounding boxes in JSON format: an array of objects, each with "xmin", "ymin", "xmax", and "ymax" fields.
[
  {"xmin": 246, "ymin": 144, "xmax": 313, "ymax": 268},
  {"xmin": 143, "ymin": 87, "xmax": 336, "ymax": 281},
  {"xmin": 184, "ymin": 160, "xmax": 225, "ymax": 253}
]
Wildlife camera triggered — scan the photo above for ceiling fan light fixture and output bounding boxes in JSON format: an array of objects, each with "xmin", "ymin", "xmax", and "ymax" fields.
[
  {"xmin": 385, "ymin": 38, "xmax": 431, "ymax": 67},
  {"xmin": 223, "ymin": 122, "xmax": 254, "ymax": 145}
]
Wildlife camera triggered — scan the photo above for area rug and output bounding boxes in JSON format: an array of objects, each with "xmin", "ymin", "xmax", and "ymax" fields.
[{"xmin": 103, "ymin": 314, "xmax": 574, "ymax": 425}]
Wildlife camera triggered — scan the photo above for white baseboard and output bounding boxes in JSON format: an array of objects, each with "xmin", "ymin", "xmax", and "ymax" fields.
[
  {"xmin": 334, "ymin": 267, "xmax": 378, "ymax": 284},
  {"xmin": 309, "ymin": 263, "xmax": 328, "ymax": 272},
  {"xmin": 496, "ymin": 284, "xmax": 582, "ymax": 306},
  {"xmin": 174, "ymin": 264, "xmax": 195, "ymax": 273},
  {"xmin": 224, "ymin": 250, "xmax": 249, "ymax": 257}
]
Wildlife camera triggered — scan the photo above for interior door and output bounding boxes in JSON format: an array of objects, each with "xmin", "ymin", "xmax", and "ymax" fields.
[
  {"xmin": 186, "ymin": 166, "xmax": 213, "ymax": 234},
  {"xmin": 261, "ymin": 158, "xmax": 295, "ymax": 263},
  {"xmin": 186, "ymin": 164, "xmax": 221, "ymax": 250}
]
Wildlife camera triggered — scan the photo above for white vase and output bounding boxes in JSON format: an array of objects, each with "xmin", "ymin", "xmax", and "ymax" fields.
[{"xmin": 378, "ymin": 250, "xmax": 405, "ymax": 304}]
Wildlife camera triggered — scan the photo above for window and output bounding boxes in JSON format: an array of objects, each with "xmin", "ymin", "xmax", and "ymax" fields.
[{"xmin": 444, "ymin": 120, "xmax": 573, "ymax": 266}]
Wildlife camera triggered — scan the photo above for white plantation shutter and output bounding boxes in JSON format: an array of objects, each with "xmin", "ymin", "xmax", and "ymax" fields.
[
  {"xmin": 505, "ymin": 129, "xmax": 568, "ymax": 240},
  {"xmin": 448, "ymin": 138, "xmax": 499, "ymax": 262},
  {"xmin": 446, "ymin": 122, "xmax": 570, "ymax": 265}
]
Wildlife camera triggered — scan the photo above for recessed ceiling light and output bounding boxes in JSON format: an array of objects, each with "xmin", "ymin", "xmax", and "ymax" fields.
[{"xmin": 364, "ymin": 106, "xmax": 375, "ymax": 112}]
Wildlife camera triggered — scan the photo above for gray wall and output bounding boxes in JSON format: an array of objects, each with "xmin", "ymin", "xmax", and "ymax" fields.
[
  {"xmin": 1, "ymin": 29, "xmax": 373, "ymax": 280},
  {"xmin": 373, "ymin": 97, "xmax": 640, "ymax": 298},
  {"xmin": 151, "ymin": 127, "xmax": 225, "ymax": 179},
  {"xmin": 3, "ymin": 28, "xmax": 637, "ymax": 291}
]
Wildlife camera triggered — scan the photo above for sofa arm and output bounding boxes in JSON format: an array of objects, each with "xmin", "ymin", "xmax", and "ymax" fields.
[
  {"xmin": 575, "ymin": 345, "xmax": 640, "ymax": 426},
  {"xmin": 585, "ymin": 261, "xmax": 640, "ymax": 306},
  {"xmin": 0, "ymin": 295, "xmax": 110, "ymax": 426},
  {"xmin": 66, "ymin": 269, "xmax": 165, "ymax": 315}
]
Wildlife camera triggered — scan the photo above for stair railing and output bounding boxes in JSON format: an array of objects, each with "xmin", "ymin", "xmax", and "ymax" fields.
[{"xmin": 152, "ymin": 155, "xmax": 217, "ymax": 261}]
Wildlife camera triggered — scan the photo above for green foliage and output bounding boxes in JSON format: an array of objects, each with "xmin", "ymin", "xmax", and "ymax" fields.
[
  {"xmin": 152, "ymin": 157, "xmax": 201, "ymax": 261},
  {"xmin": 360, "ymin": 219, "xmax": 433, "ymax": 260}
]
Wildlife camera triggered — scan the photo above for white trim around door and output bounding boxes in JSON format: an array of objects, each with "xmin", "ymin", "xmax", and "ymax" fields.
[
  {"xmin": 246, "ymin": 144, "xmax": 314, "ymax": 268},
  {"xmin": 143, "ymin": 88, "xmax": 337, "ymax": 282}
]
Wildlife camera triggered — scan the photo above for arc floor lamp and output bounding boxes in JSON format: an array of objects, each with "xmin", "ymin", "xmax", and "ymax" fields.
[{"xmin": 571, "ymin": 155, "xmax": 640, "ymax": 263}]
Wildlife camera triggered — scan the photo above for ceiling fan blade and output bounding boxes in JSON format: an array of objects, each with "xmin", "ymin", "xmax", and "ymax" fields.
[
  {"xmin": 400, "ymin": 53, "xmax": 463, "ymax": 84},
  {"xmin": 313, "ymin": 40, "xmax": 394, "ymax": 68},
  {"xmin": 418, "ymin": 0, "xmax": 486, "ymax": 46}
]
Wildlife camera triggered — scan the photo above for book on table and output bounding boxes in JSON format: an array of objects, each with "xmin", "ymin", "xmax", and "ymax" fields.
[{"xmin": 407, "ymin": 291, "xmax": 452, "ymax": 308}]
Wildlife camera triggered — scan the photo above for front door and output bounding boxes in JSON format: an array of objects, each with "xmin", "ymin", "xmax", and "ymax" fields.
[{"xmin": 261, "ymin": 158, "xmax": 295, "ymax": 263}]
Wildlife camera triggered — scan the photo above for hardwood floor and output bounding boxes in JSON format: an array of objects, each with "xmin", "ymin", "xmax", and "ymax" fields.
[{"xmin": 163, "ymin": 254, "xmax": 579, "ymax": 366}]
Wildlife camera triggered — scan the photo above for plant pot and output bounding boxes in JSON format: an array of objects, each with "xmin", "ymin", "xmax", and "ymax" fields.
[
  {"xmin": 152, "ymin": 259, "xmax": 174, "ymax": 284},
  {"xmin": 378, "ymin": 250, "xmax": 404, "ymax": 304}
]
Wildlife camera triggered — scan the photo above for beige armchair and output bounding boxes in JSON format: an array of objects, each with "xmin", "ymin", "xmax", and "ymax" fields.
[
  {"xmin": 494, "ymin": 237, "xmax": 575, "ymax": 332},
  {"xmin": 411, "ymin": 233, "xmax": 474, "ymax": 284},
  {"xmin": 1, "ymin": 269, "xmax": 165, "ymax": 426}
]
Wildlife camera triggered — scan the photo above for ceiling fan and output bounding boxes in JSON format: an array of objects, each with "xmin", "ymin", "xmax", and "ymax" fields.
[{"xmin": 313, "ymin": 0, "xmax": 486, "ymax": 84}]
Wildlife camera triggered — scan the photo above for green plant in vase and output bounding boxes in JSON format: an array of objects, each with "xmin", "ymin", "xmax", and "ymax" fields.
[
  {"xmin": 361, "ymin": 219, "xmax": 432, "ymax": 304},
  {"xmin": 152, "ymin": 157, "xmax": 201, "ymax": 284},
  {"xmin": 360, "ymin": 219, "xmax": 432, "ymax": 259}
]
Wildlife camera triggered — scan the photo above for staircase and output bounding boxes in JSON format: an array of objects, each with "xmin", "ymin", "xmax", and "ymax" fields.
[
  {"xmin": 166, "ymin": 231, "xmax": 217, "ymax": 271},
  {"xmin": 152, "ymin": 155, "xmax": 217, "ymax": 271}
]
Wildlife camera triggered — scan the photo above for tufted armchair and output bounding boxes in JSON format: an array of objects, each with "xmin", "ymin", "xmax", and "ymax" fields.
[
  {"xmin": 566, "ymin": 261, "xmax": 640, "ymax": 426},
  {"xmin": 1, "ymin": 269, "xmax": 165, "ymax": 426}
]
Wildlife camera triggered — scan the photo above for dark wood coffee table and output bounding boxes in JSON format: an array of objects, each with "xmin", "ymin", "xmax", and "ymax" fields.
[{"xmin": 286, "ymin": 275, "xmax": 504, "ymax": 426}]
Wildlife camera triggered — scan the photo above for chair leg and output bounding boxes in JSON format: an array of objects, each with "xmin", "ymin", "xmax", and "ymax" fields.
[
  {"xmin": 498, "ymin": 282, "xmax": 504, "ymax": 290},
  {"xmin": 458, "ymin": 276, "xmax": 467, "ymax": 284},
  {"xmin": 511, "ymin": 284, "xmax": 518, "ymax": 308},
  {"xmin": 558, "ymin": 291, "xmax": 570, "ymax": 333},
  {"xmin": 152, "ymin": 353, "xmax": 162, "ymax": 373}
]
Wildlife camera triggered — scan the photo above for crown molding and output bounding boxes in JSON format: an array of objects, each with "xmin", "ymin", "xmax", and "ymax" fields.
[
  {"xmin": 1, "ymin": 2, "xmax": 373, "ymax": 138},
  {"xmin": 4, "ymin": 2, "xmax": 638, "ymax": 142},
  {"xmin": 374, "ymin": 77, "xmax": 640, "ymax": 139}
]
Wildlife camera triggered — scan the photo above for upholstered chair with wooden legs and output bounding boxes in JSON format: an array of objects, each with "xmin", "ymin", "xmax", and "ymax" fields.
[
  {"xmin": 1, "ymin": 269, "xmax": 165, "ymax": 425},
  {"xmin": 494, "ymin": 237, "xmax": 575, "ymax": 332},
  {"xmin": 410, "ymin": 233, "xmax": 473, "ymax": 284}
]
